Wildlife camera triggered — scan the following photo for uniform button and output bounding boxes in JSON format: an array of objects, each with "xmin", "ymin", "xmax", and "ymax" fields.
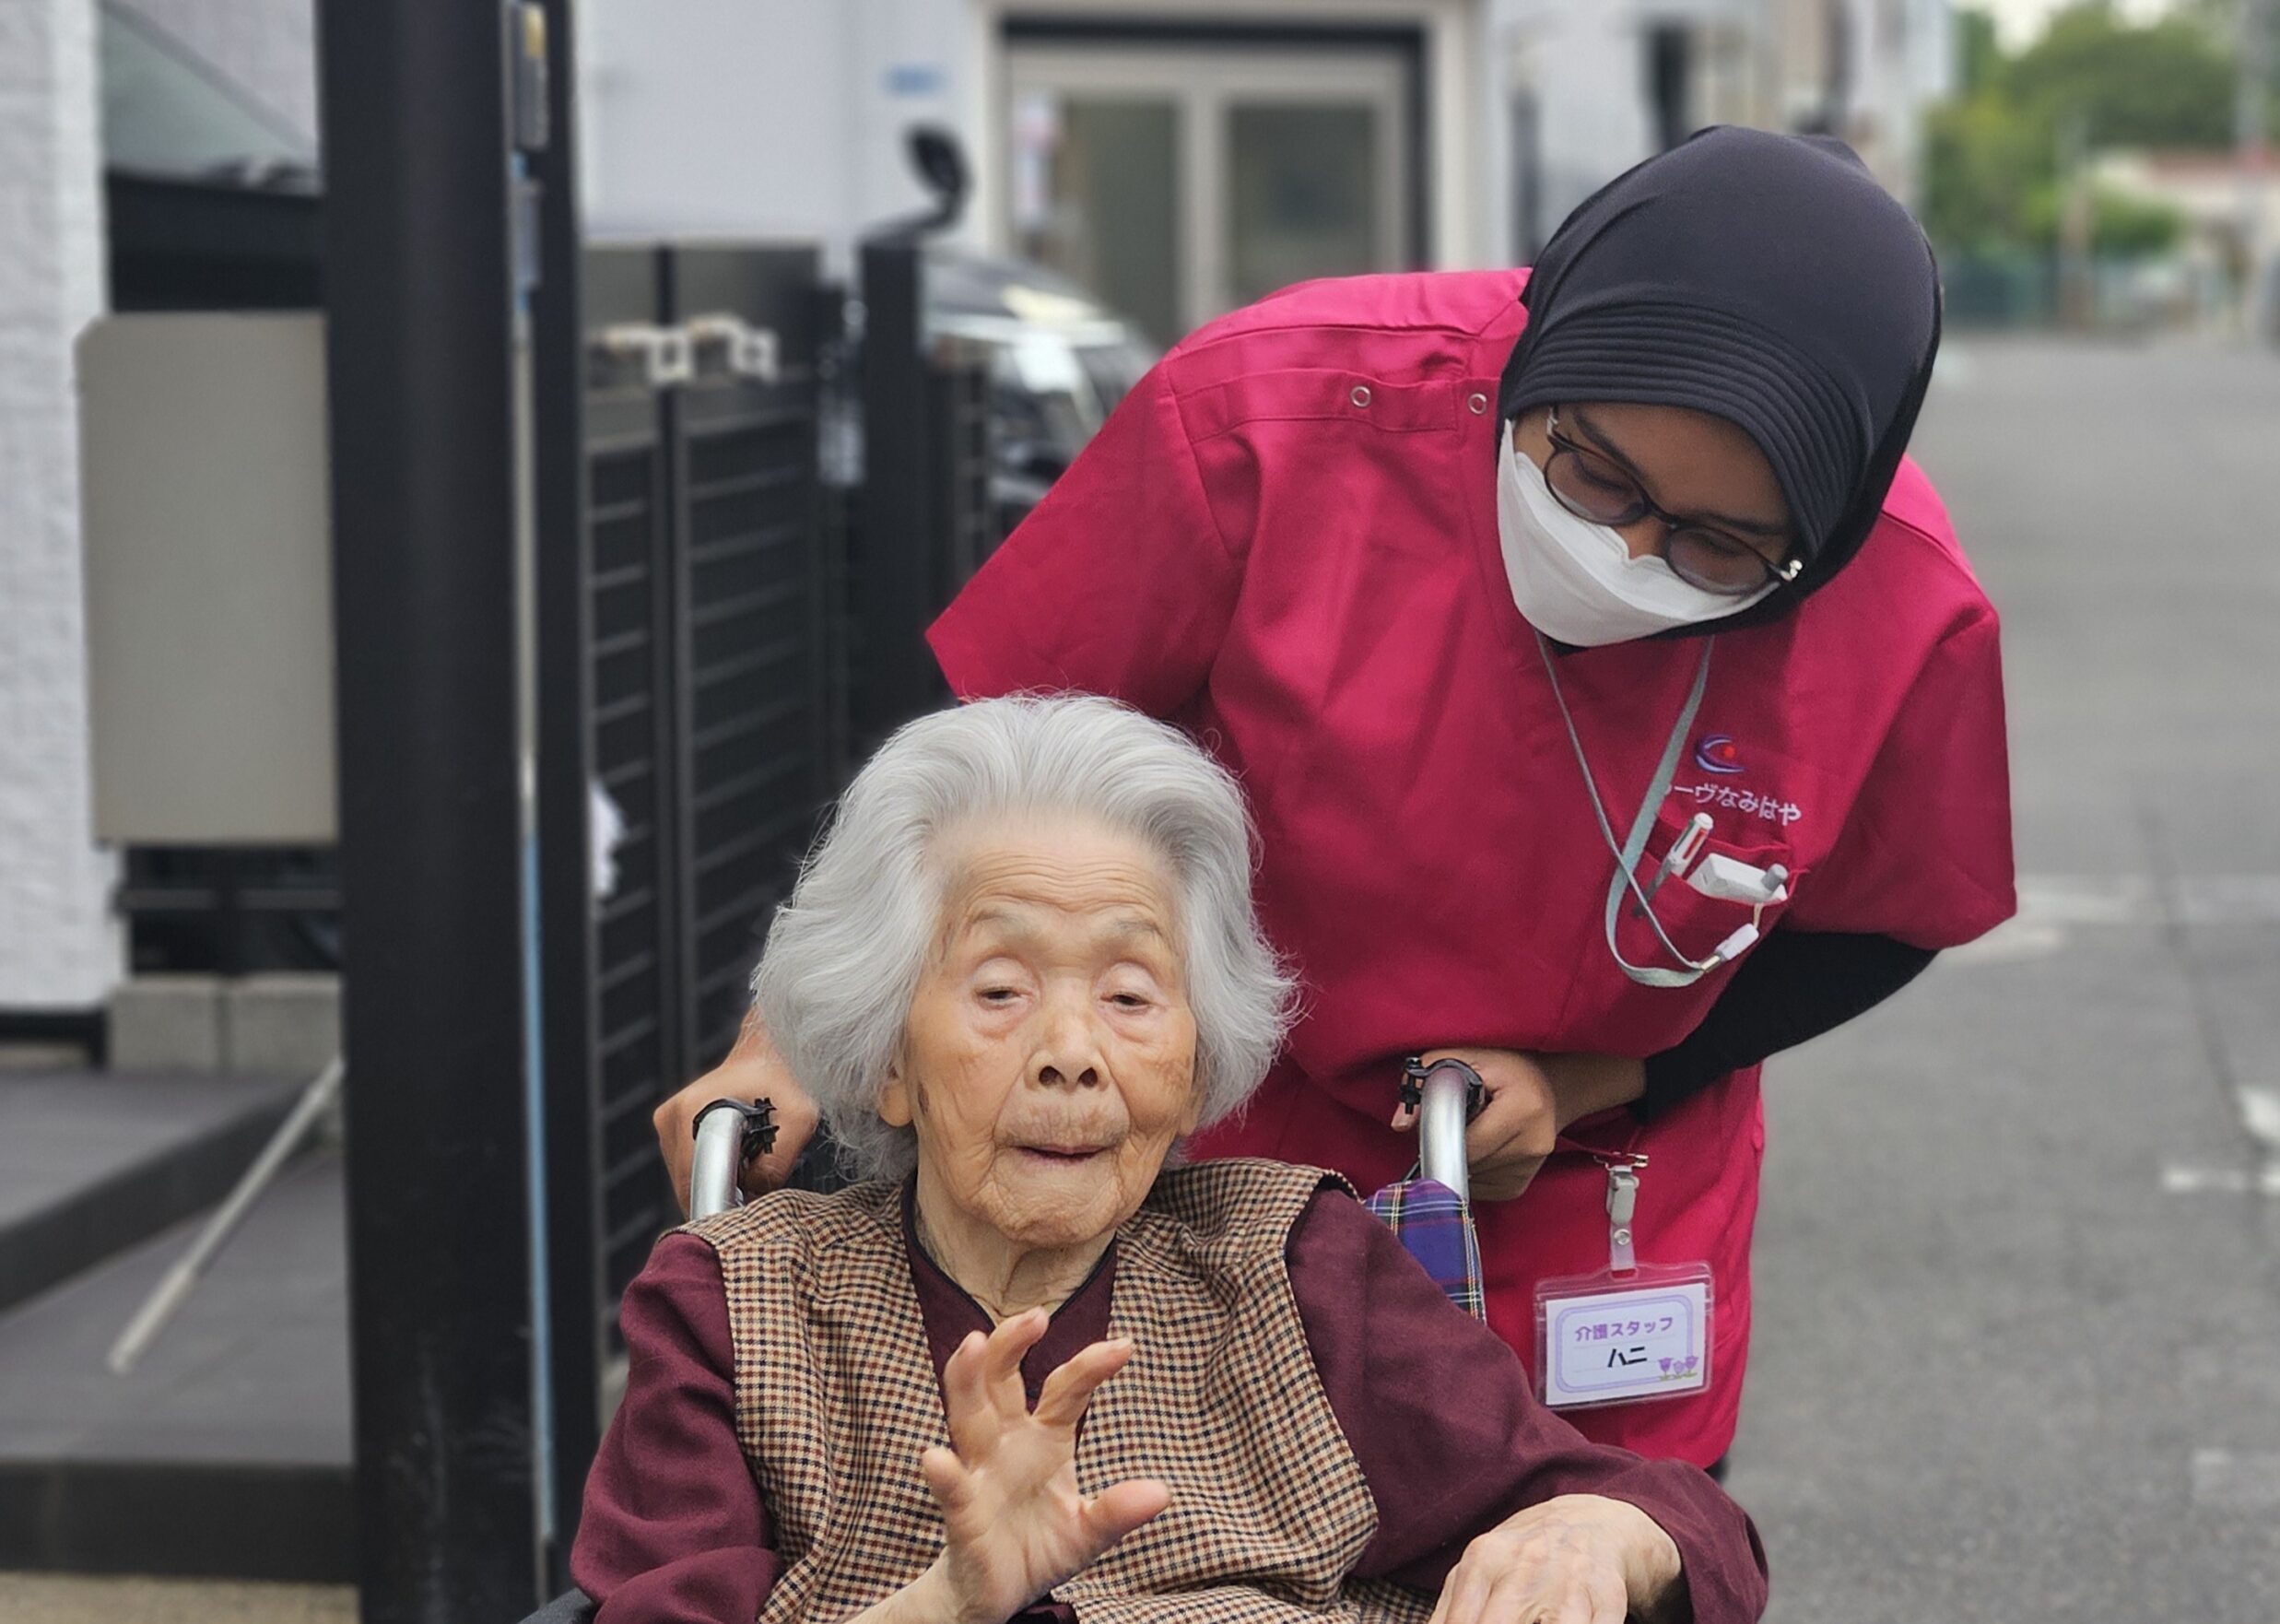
[
  {"xmin": 1467, "ymin": 392, "xmax": 1488, "ymax": 415},
  {"xmin": 1349, "ymin": 384, "xmax": 1372, "ymax": 408}
]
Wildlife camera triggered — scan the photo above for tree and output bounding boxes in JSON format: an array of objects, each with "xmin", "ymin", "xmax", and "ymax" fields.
[
  {"xmin": 1955, "ymin": 7, "xmax": 2007, "ymax": 96},
  {"xmin": 2178, "ymin": 0, "xmax": 2280, "ymax": 107},
  {"xmin": 2022, "ymin": 184, "xmax": 2189, "ymax": 255},
  {"xmin": 1922, "ymin": 89, "xmax": 2049, "ymax": 250},
  {"xmin": 2005, "ymin": 6, "xmax": 2238, "ymax": 148},
  {"xmin": 1923, "ymin": 4, "xmax": 2233, "ymax": 255}
]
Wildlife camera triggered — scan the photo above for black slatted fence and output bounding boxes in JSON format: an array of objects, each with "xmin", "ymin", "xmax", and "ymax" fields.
[{"xmin": 556, "ymin": 243, "xmax": 839, "ymax": 1336}]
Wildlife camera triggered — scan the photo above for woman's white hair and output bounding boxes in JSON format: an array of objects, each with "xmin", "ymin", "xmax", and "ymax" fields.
[{"xmin": 753, "ymin": 693, "xmax": 1295, "ymax": 1182}]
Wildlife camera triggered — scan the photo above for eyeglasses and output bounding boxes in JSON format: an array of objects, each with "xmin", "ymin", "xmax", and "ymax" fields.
[{"xmin": 1541, "ymin": 407, "xmax": 1802, "ymax": 598}]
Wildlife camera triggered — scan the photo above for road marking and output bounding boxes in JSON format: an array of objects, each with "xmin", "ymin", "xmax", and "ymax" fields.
[
  {"xmin": 2175, "ymin": 876, "xmax": 2280, "ymax": 925},
  {"xmin": 1948, "ymin": 874, "xmax": 2280, "ymax": 965},
  {"xmin": 2016, "ymin": 875, "xmax": 2154, "ymax": 924},
  {"xmin": 1945, "ymin": 876, "xmax": 2280, "ymax": 1198},
  {"xmin": 2239, "ymin": 1088, "xmax": 2280, "ymax": 1153},
  {"xmin": 2019, "ymin": 873, "xmax": 2280, "ymax": 926},
  {"xmin": 1946, "ymin": 919, "xmax": 2066, "ymax": 965},
  {"xmin": 2161, "ymin": 1163, "xmax": 2280, "ymax": 1196},
  {"xmin": 2163, "ymin": 1089, "xmax": 2280, "ymax": 1200},
  {"xmin": 2191, "ymin": 1450, "xmax": 2280, "ymax": 1509}
]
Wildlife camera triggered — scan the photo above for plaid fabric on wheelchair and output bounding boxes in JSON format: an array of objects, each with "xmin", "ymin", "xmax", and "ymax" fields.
[{"xmin": 1364, "ymin": 1176, "xmax": 1486, "ymax": 1322}]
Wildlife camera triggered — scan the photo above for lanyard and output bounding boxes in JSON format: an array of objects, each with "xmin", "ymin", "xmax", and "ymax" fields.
[{"xmin": 1534, "ymin": 630, "xmax": 1747, "ymax": 989}]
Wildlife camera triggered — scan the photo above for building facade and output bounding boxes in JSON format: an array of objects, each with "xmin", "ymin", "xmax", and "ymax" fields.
[{"xmin": 581, "ymin": 0, "xmax": 1954, "ymax": 345}]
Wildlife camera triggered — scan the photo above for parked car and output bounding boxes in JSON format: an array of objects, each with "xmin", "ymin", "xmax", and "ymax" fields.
[{"xmin": 925, "ymin": 249, "xmax": 1158, "ymax": 522}]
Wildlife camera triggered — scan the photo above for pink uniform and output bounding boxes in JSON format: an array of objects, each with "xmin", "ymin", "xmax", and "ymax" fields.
[{"xmin": 927, "ymin": 269, "xmax": 2016, "ymax": 1465}]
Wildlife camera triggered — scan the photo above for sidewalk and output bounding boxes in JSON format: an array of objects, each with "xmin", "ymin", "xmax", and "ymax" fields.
[
  {"xmin": 0, "ymin": 1573, "xmax": 353, "ymax": 1624},
  {"xmin": 0, "ymin": 1068, "xmax": 350, "ymax": 1580}
]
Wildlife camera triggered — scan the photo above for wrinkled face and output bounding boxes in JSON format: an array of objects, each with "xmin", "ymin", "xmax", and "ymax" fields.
[{"xmin": 881, "ymin": 813, "xmax": 1201, "ymax": 1252}]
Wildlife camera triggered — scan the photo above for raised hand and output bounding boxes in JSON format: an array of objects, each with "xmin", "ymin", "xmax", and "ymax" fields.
[{"xmin": 916, "ymin": 1310, "xmax": 1170, "ymax": 1624}]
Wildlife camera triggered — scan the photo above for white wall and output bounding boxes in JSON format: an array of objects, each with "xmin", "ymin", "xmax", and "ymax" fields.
[
  {"xmin": 1489, "ymin": 0, "xmax": 1654, "ymax": 257},
  {"xmin": 115, "ymin": 0, "xmax": 317, "ymax": 139},
  {"xmin": 580, "ymin": 0, "xmax": 1493, "ymax": 271},
  {"xmin": 580, "ymin": 0, "xmax": 967, "ymax": 261},
  {"xmin": 0, "ymin": 0, "xmax": 122, "ymax": 1010}
]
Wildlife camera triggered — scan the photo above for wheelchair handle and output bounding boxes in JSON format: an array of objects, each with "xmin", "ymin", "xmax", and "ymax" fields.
[
  {"xmin": 689, "ymin": 1098, "xmax": 778, "ymax": 1220},
  {"xmin": 1411, "ymin": 1058, "xmax": 1479, "ymax": 1203}
]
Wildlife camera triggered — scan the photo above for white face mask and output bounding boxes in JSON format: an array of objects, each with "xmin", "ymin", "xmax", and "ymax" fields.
[{"xmin": 1495, "ymin": 426, "xmax": 1776, "ymax": 647}]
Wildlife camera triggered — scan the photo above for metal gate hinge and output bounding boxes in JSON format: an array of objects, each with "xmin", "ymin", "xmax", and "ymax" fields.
[
  {"xmin": 591, "ymin": 324, "xmax": 695, "ymax": 389},
  {"xmin": 684, "ymin": 314, "xmax": 782, "ymax": 383},
  {"xmin": 589, "ymin": 317, "xmax": 780, "ymax": 390}
]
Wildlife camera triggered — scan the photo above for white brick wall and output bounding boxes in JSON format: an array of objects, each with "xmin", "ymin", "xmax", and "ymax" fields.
[
  {"xmin": 0, "ymin": 0, "xmax": 121, "ymax": 1009},
  {"xmin": 113, "ymin": 0, "xmax": 315, "ymax": 140}
]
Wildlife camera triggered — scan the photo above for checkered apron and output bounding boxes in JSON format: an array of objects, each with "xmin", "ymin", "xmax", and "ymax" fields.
[{"xmin": 693, "ymin": 1159, "xmax": 1434, "ymax": 1624}]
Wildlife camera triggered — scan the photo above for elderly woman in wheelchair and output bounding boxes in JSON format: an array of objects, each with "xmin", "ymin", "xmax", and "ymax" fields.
[{"xmin": 572, "ymin": 695, "xmax": 1768, "ymax": 1624}]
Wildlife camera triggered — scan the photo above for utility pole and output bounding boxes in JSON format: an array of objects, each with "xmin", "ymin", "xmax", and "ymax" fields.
[
  {"xmin": 2057, "ymin": 108, "xmax": 2094, "ymax": 330},
  {"xmin": 1812, "ymin": 0, "xmax": 1856, "ymax": 138},
  {"xmin": 2238, "ymin": 0, "xmax": 2274, "ymax": 337}
]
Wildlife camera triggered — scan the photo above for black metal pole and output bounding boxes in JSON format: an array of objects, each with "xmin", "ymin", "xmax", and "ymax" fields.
[
  {"xmin": 317, "ymin": 4, "xmax": 542, "ymax": 1618},
  {"xmin": 528, "ymin": 0, "xmax": 604, "ymax": 1584},
  {"xmin": 855, "ymin": 239, "xmax": 935, "ymax": 749},
  {"xmin": 655, "ymin": 247, "xmax": 700, "ymax": 1097}
]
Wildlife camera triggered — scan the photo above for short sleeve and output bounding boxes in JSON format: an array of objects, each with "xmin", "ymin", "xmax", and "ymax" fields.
[
  {"xmin": 1785, "ymin": 609, "xmax": 2016, "ymax": 947},
  {"xmin": 927, "ymin": 359, "xmax": 1245, "ymax": 717}
]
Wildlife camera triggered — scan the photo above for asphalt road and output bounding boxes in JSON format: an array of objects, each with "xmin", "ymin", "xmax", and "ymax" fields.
[{"xmin": 1729, "ymin": 336, "xmax": 2280, "ymax": 1622}]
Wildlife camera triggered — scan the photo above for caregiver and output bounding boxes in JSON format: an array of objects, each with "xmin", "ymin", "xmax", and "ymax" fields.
[{"xmin": 654, "ymin": 126, "xmax": 2016, "ymax": 1469}]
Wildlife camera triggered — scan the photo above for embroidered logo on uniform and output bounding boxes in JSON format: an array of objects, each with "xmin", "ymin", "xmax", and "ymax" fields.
[{"xmin": 1694, "ymin": 735, "xmax": 1745, "ymax": 775}]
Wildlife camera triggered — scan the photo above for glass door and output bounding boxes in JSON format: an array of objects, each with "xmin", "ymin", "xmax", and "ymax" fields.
[{"xmin": 1006, "ymin": 43, "xmax": 1415, "ymax": 347}]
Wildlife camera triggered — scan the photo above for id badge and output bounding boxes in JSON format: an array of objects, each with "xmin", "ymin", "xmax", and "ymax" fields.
[{"xmin": 1532, "ymin": 1152, "xmax": 1713, "ymax": 1411}]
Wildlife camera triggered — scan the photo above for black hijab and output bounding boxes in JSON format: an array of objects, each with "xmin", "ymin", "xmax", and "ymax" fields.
[{"xmin": 1498, "ymin": 125, "xmax": 1943, "ymax": 633}]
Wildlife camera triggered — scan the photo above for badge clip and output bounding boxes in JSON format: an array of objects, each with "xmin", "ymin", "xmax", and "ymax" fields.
[
  {"xmin": 1604, "ymin": 1156, "xmax": 1642, "ymax": 1274},
  {"xmin": 1534, "ymin": 1149, "xmax": 1716, "ymax": 1411}
]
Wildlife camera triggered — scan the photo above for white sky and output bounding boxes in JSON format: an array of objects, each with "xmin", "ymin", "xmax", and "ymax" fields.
[{"xmin": 1964, "ymin": 0, "xmax": 2184, "ymax": 51}]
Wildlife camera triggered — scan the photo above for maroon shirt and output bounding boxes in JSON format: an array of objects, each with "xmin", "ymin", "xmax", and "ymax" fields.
[{"xmin": 572, "ymin": 1188, "xmax": 1768, "ymax": 1624}]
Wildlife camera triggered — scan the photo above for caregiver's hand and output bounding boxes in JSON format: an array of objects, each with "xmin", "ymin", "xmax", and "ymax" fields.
[
  {"xmin": 1427, "ymin": 1493, "xmax": 1684, "ymax": 1624},
  {"xmin": 1392, "ymin": 1050, "xmax": 1646, "ymax": 1202},
  {"xmin": 885, "ymin": 1312, "xmax": 1169, "ymax": 1624},
  {"xmin": 652, "ymin": 1006, "xmax": 820, "ymax": 1214}
]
